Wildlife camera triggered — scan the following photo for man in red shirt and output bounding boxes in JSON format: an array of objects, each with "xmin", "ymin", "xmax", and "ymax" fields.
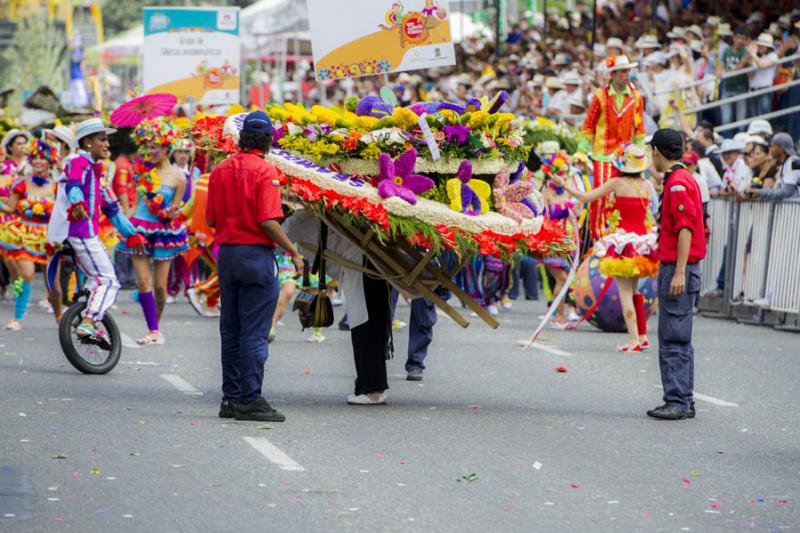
[
  {"xmin": 647, "ymin": 128, "xmax": 707, "ymax": 421},
  {"xmin": 206, "ymin": 110, "xmax": 303, "ymax": 423}
]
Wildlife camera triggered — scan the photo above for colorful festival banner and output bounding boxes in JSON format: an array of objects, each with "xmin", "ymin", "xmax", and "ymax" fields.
[
  {"xmin": 142, "ymin": 7, "xmax": 241, "ymax": 104},
  {"xmin": 306, "ymin": 0, "xmax": 456, "ymax": 81}
]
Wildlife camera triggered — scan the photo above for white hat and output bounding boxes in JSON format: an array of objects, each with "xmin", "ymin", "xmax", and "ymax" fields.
[
  {"xmin": 754, "ymin": 33, "xmax": 775, "ymax": 49},
  {"xmin": 778, "ymin": 14, "xmax": 791, "ymax": 26},
  {"xmin": 686, "ymin": 25, "xmax": 703, "ymax": 39},
  {"xmin": 537, "ymin": 140, "xmax": 560, "ymax": 154},
  {"xmin": 690, "ymin": 40, "xmax": 704, "ymax": 53},
  {"xmin": 747, "ymin": 119, "xmax": 773, "ymax": 136},
  {"xmin": 733, "ymin": 132, "xmax": 751, "ymax": 145},
  {"xmin": 1, "ymin": 129, "xmax": 32, "ymax": 151},
  {"xmin": 561, "ymin": 71, "xmax": 582, "ymax": 86},
  {"xmin": 553, "ymin": 53, "xmax": 571, "ymax": 66},
  {"xmin": 567, "ymin": 92, "xmax": 586, "ymax": 109},
  {"xmin": 667, "ymin": 27, "xmax": 687, "ymax": 40},
  {"xmin": 607, "ymin": 54, "xmax": 638, "ymax": 71},
  {"xmin": 606, "ymin": 37, "xmax": 624, "ymax": 49},
  {"xmin": 644, "ymin": 51, "xmax": 669, "ymax": 66},
  {"xmin": 545, "ymin": 77, "xmax": 564, "ymax": 90},
  {"xmin": 718, "ymin": 23, "xmax": 732, "ymax": 37},
  {"xmin": 48, "ymin": 125, "xmax": 76, "ymax": 148},
  {"xmin": 635, "ymin": 34, "xmax": 661, "ymax": 49},
  {"xmin": 705, "ymin": 16, "xmax": 720, "ymax": 27},
  {"xmin": 720, "ymin": 139, "xmax": 745, "ymax": 153},
  {"xmin": 746, "ymin": 12, "xmax": 765, "ymax": 24},
  {"xmin": 745, "ymin": 135, "xmax": 769, "ymax": 147},
  {"xmin": 74, "ymin": 118, "xmax": 116, "ymax": 143}
]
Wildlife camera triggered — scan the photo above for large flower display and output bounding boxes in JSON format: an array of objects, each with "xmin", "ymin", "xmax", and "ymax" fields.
[{"xmin": 188, "ymin": 96, "xmax": 574, "ymax": 261}]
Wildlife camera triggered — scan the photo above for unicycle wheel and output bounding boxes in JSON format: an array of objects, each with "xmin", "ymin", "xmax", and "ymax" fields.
[{"xmin": 58, "ymin": 302, "xmax": 122, "ymax": 374}]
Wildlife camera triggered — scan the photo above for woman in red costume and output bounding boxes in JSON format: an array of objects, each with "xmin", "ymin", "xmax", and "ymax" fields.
[{"xmin": 552, "ymin": 144, "xmax": 658, "ymax": 352}]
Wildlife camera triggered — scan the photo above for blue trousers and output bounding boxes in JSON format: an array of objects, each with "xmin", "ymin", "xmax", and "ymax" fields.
[
  {"xmin": 406, "ymin": 298, "xmax": 437, "ymax": 371},
  {"xmin": 509, "ymin": 256, "xmax": 539, "ymax": 300},
  {"xmin": 657, "ymin": 263, "xmax": 702, "ymax": 411},
  {"xmin": 218, "ymin": 245, "xmax": 279, "ymax": 403}
]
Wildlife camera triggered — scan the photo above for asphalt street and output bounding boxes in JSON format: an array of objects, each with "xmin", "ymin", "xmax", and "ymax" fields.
[{"xmin": 1, "ymin": 285, "xmax": 798, "ymax": 533}]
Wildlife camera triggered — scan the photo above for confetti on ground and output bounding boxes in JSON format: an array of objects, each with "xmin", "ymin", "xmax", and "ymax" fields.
[
  {"xmin": 555, "ymin": 366, "xmax": 569, "ymax": 373},
  {"xmin": 458, "ymin": 473, "xmax": 479, "ymax": 483},
  {"xmin": 169, "ymin": 464, "xmax": 184, "ymax": 469},
  {"xmin": 682, "ymin": 478, "xmax": 691, "ymax": 487},
  {"xmin": 570, "ymin": 483, "xmax": 580, "ymax": 489},
  {"xmin": 256, "ymin": 425, "xmax": 272, "ymax": 430},
  {"xmin": 52, "ymin": 453, "xmax": 67, "ymax": 459},
  {"xmin": 690, "ymin": 469, "xmax": 701, "ymax": 477},
  {"xmin": 91, "ymin": 467, "xmax": 101, "ymax": 475},
  {"xmin": 533, "ymin": 462, "xmax": 543, "ymax": 470},
  {"xmin": 608, "ymin": 500, "xmax": 620, "ymax": 504}
]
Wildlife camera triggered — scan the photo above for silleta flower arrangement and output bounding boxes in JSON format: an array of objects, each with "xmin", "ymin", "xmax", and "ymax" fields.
[{"xmin": 190, "ymin": 97, "xmax": 574, "ymax": 261}]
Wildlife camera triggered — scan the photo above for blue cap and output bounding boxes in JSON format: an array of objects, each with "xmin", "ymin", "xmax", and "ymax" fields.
[{"xmin": 242, "ymin": 110, "xmax": 273, "ymax": 135}]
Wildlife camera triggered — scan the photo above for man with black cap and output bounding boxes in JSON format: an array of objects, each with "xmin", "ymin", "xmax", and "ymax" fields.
[
  {"xmin": 647, "ymin": 128, "xmax": 707, "ymax": 420},
  {"xmin": 206, "ymin": 110, "xmax": 304, "ymax": 422}
]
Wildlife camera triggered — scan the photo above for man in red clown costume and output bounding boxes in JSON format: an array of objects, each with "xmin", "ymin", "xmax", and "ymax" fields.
[{"xmin": 582, "ymin": 55, "xmax": 647, "ymax": 241}]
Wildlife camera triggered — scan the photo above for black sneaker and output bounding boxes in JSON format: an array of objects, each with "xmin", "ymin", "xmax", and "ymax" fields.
[
  {"xmin": 688, "ymin": 402, "xmax": 696, "ymax": 419},
  {"xmin": 406, "ymin": 368, "xmax": 424, "ymax": 381},
  {"xmin": 647, "ymin": 403, "xmax": 691, "ymax": 420},
  {"xmin": 219, "ymin": 399, "xmax": 235, "ymax": 419},
  {"xmin": 233, "ymin": 397, "xmax": 286, "ymax": 422}
]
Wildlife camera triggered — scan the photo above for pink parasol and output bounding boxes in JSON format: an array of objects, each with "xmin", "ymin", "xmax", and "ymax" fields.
[{"xmin": 110, "ymin": 93, "xmax": 177, "ymax": 127}]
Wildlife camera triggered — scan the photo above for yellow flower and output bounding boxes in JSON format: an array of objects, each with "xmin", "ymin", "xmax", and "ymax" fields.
[
  {"xmin": 440, "ymin": 109, "xmax": 459, "ymax": 124},
  {"xmin": 172, "ymin": 117, "xmax": 190, "ymax": 130},
  {"xmin": 361, "ymin": 142, "xmax": 382, "ymax": 160},
  {"xmin": 494, "ymin": 113, "xmax": 515, "ymax": 130},
  {"xmin": 536, "ymin": 116, "xmax": 556, "ymax": 128},
  {"xmin": 468, "ymin": 111, "xmax": 490, "ymax": 130},
  {"xmin": 391, "ymin": 107, "xmax": 419, "ymax": 130},
  {"xmin": 32, "ymin": 203, "xmax": 45, "ymax": 216},
  {"xmin": 266, "ymin": 106, "xmax": 290, "ymax": 123},
  {"xmin": 311, "ymin": 105, "xmax": 340, "ymax": 126},
  {"xmin": 355, "ymin": 116, "xmax": 379, "ymax": 130},
  {"xmin": 227, "ymin": 104, "xmax": 244, "ymax": 116},
  {"xmin": 284, "ymin": 103, "xmax": 313, "ymax": 124}
]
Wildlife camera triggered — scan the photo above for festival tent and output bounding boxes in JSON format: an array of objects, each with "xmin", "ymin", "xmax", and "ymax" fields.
[{"xmin": 85, "ymin": 25, "xmax": 143, "ymax": 66}]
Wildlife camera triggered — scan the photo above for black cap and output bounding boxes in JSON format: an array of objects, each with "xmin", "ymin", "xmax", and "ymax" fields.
[{"xmin": 649, "ymin": 128, "xmax": 684, "ymax": 160}]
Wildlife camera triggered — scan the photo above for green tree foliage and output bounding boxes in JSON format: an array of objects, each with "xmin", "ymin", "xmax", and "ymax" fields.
[{"xmin": 1, "ymin": 14, "xmax": 67, "ymax": 114}]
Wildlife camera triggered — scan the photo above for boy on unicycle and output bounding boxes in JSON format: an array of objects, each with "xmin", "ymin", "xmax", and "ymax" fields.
[{"xmin": 51, "ymin": 118, "xmax": 146, "ymax": 341}]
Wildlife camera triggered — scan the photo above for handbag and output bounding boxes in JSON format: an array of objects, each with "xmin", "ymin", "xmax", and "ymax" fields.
[{"xmin": 292, "ymin": 223, "xmax": 334, "ymax": 330}]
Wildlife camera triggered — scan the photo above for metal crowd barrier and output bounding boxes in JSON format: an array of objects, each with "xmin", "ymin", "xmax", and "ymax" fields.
[{"xmin": 698, "ymin": 198, "xmax": 800, "ymax": 331}]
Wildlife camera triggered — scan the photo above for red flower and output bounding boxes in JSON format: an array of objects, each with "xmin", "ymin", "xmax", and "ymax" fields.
[
  {"xmin": 408, "ymin": 231, "xmax": 433, "ymax": 249},
  {"xmin": 605, "ymin": 55, "xmax": 617, "ymax": 69},
  {"xmin": 435, "ymin": 225, "xmax": 457, "ymax": 250}
]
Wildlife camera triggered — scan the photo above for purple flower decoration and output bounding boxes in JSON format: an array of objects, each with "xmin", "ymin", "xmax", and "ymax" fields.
[
  {"xmin": 356, "ymin": 96, "xmax": 394, "ymax": 118},
  {"xmin": 493, "ymin": 164, "xmax": 535, "ymax": 223},
  {"xmin": 377, "ymin": 149, "xmax": 434, "ymax": 205},
  {"xmin": 446, "ymin": 161, "xmax": 491, "ymax": 216},
  {"xmin": 443, "ymin": 125, "xmax": 471, "ymax": 144}
]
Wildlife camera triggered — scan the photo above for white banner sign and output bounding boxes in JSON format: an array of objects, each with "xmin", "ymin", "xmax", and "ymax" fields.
[
  {"xmin": 306, "ymin": 0, "xmax": 456, "ymax": 81},
  {"xmin": 143, "ymin": 7, "xmax": 241, "ymax": 104}
]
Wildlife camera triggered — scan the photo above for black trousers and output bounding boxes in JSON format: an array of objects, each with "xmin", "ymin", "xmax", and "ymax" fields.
[{"xmin": 350, "ymin": 271, "xmax": 391, "ymax": 396}]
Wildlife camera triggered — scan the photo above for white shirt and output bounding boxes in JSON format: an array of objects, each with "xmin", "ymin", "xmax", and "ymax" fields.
[
  {"xmin": 722, "ymin": 156, "xmax": 752, "ymax": 192},
  {"xmin": 698, "ymin": 157, "xmax": 723, "ymax": 191},
  {"xmin": 749, "ymin": 51, "xmax": 778, "ymax": 90},
  {"xmin": 777, "ymin": 156, "xmax": 800, "ymax": 198},
  {"xmin": 692, "ymin": 171, "xmax": 711, "ymax": 203}
]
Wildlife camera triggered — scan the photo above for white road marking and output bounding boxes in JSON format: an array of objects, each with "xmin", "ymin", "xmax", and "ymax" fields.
[
  {"xmin": 694, "ymin": 392, "xmax": 738, "ymax": 407},
  {"xmin": 160, "ymin": 374, "xmax": 203, "ymax": 396},
  {"xmin": 517, "ymin": 340, "xmax": 572, "ymax": 357},
  {"xmin": 242, "ymin": 437, "xmax": 305, "ymax": 472},
  {"xmin": 120, "ymin": 332, "xmax": 141, "ymax": 349},
  {"xmin": 652, "ymin": 386, "xmax": 738, "ymax": 407}
]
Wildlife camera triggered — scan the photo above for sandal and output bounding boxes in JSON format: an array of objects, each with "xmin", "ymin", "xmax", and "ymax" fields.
[
  {"xmin": 640, "ymin": 339, "xmax": 651, "ymax": 350},
  {"xmin": 5, "ymin": 320, "xmax": 21, "ymax": 331},
  {"xmin": 137, "ymin": 332, "xmax": 165, "ymax": 346},
  {"xmin": 617, "ymin": 343, "xmax": 642, "ymax": 353}
]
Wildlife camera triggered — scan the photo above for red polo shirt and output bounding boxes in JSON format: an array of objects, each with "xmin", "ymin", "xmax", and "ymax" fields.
[
  {"xmin": 656, "ymin": 166, "xmax": 707, "ymax": 264},
  {"xmin": 206, "ymin": 150, "xmax": 284, "ymax": 246}
]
